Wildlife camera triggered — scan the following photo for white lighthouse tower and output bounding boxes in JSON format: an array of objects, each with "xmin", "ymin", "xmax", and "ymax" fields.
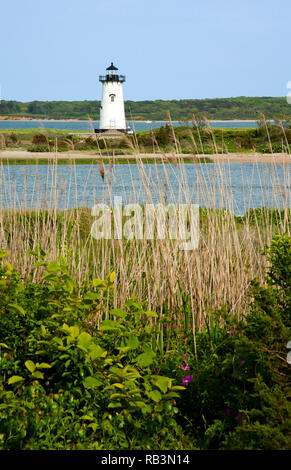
[{"xmin": 97, "ymin": 62, "xmax": 128, "ymax": 133}]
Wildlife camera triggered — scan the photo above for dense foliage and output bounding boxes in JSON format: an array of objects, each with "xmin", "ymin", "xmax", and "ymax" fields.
[
  {"xmin": 168, "ymin": 233, "xmax": 291, "ymax": 449},
  {"xmin": 0, "ymin": 254, "xmax": 193, "ymax": 450},
  {"xmin": 0, "ymin": 233, "xmax": 290, "ymax": 450},
  {"xmin": 1, "ymin": 97, "xmax": 291, "ymax": 120}
]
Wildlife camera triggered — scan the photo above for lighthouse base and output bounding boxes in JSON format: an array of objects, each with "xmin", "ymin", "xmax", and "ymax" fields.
[
  {"xmin": 95, "ymin": 128, "xmax": 125, "ymax": 133},
  {"xmin": 95, "ymin": 127, "xmax": 132, "ymax": 135}
]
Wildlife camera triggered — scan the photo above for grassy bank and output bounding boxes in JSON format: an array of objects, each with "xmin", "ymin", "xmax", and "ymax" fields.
[
  {"xmin": 1, "ymin": 119, "xmax": 291, "ymax": 159},
  {"xmin": 0, "ymin": 155, "xmax": 213, "ymax": 165}
]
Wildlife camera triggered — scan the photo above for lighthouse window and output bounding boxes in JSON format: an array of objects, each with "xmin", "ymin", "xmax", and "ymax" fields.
[{"xmin": 109, "ymin": 94, "xmax": 116, "ymax": 102}]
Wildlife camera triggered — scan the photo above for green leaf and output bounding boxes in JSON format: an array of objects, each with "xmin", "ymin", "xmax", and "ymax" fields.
[
  {"xmin": 36, "ymin": 362, "xmax": 52, "ymax": 369},
  {"xmin": 6, "ymin": 262, "xmax": 13, "ymax": 272},
  {"xmin": 117, "ymin": 346, "xmax": 131, "ymax": 354},
  {"xmin": 107, "ymin": 271, "xmax": 115, "ymax": 284},
  {"xmin": 40, "ymin": 325, "xmax": 47, "ymax": 336},
  {"xmin": 100, "ymin": 320, "xmax": 122, "ymax": 331},
  {"xmin": 126, "ymin": 334, "xmax": 140, "ymax": 350},
  {"xmin": 32, "ymin": 371, "xmax": 44, "ymax": 379},
  {"xmin": 88, "ymin": 344, "xmax": 107, "ymax": 360},
  {"xmin": 134, "ymin": 401, "xmax": 149, "ymax": 409},
  {"xmin": 112, "ymin": 383, "xmax": 124, "ymax": 389},
  {"xmin": 63, "ymin": 278, "xmax": 75, "ymax": 293},
  {"xmin": 144, "ymin": 310, "xmax": 158, "ymax": 318},
  {"xmin": 164, "ymin": 392, "xmax": 180, "ymax": 399},
  {"xmin": 93, "ymin": 278, "xmax": 107, "ymax": 289},
  {"xmin": 109, "ymin": 365, "xmax": 141, "ymax": 380},
  {"xmin": 128, "ymin": 388, "xmax": 141, "ymax": 395},
  {"xmin": 8, "ymin": 303, "xmax": 25, "ymax": 316},
  {"xmin": 148, "ymin": 390, "xmax": 162, "ymax": 402},
  {"xmin": 46, "ymin": 261, "xmax": 61, "ymax": 274},
  {"xmin": 108, "ymin": 402, "xmax": 122, "ymax": 408},
  {"xmin": 83, "ymin": 376, "xmax": 103, "ymax": 389},
  {"xmin": 154, "ymin": 376, "xmax": 172, "ymax": 393},
  {"xmin": 110, "ymin": 393, "xmax": 124, "ymax": 400},
  {"xmin": 25, "ymin": 360, "xmax": 36, "ymax": 373},
  {"xmin": 136, "ymin": 350, "xmax": 156, "ymax": 368},
  {"xmin": 41, "ymin": 273, "xmax": 58, "ymax": 282},
  {"xmin": 77, "ymin": 332, "xmax": 92, "ymax": 348},
  {"xmin": 8, "ymin": 375, "xmax": 24, "ymax": 385},
  {"xmin": 85, "ymin": 292, "xmax": 101, "ymax": 300},
  {"xmin": 110, "ymin": 308, "xmax": 127, "ymax": 318},
  {"xmin": 62, "ymin": 324, "xmax": 79, "ymax": 338},
  {"xmin": 80, "ymin": 415, "xmax": 95, "ymax": 421}
]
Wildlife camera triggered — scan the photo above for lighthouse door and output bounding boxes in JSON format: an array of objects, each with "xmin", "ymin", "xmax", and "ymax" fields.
[{"xmin": 109, "ymin": 119, "xmax": 116, "ymax": 129}]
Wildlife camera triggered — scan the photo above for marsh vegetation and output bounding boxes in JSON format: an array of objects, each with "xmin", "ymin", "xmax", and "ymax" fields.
[{"xmin": 0, "ymin": 123, "xmax": 290, "ymax": 450}]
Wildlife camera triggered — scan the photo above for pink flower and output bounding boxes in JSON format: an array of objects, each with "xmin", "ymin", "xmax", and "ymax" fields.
[
  {"xmin": 182, "ymin": 362, "xmax": 190, "ymax": 371},
  {"xmin": 182, "ymin": 375, "xmax": 193, "ymax": 386}
]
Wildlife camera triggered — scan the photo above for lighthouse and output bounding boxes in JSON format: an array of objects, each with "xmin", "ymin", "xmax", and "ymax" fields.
[{"xmin": 97, "ymin": 62, "xmax": 129, "ymax": 133}]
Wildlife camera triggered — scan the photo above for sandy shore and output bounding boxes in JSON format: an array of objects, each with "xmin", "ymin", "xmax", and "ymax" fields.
[{"xmin": 0, "ymin": 150, "xmax": 290, "ymax": 164}]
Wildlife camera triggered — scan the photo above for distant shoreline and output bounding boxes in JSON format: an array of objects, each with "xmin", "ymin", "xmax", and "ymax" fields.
[{"xmin": 0, "ymin": 118, "xmax": 261, "ymax": 123}]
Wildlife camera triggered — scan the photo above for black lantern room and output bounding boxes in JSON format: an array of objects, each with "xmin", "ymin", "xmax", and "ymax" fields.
[{"xmin": 99, "ymin": 62, "xmax": 126, "ymax": 83}]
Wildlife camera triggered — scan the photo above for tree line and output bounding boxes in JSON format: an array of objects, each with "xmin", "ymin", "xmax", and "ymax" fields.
[{"xmin": 0, "ymin": 97, "xmax": 290, "ymax": 120}]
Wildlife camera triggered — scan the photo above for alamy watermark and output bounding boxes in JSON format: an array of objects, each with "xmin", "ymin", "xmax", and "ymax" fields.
[{"xmin": 90, "ymin": 196, "xmax": 199, "ymax": 250}]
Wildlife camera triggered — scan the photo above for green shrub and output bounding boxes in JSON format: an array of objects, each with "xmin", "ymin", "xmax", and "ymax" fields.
[
  {"xmin": 27, "ymin": 144, "xmax": 50, "ymax": 153},
  {"xmin": 32, "ymin": 134, "xmax": 48, "ymax": 145},
  {"xmin": 161, "ymin": 234, "xmax": 291, "ymax": 450},
  {"xmin": 155, "ymin": 125, "xmax": 172, "ymax": 146},
  {"xmin": 0, "ymin": 251, "xmax": 189, "ymax": 450},
  {"xmin": 8, "ymin": 133, "xmax": 19, "ymax": 145}
]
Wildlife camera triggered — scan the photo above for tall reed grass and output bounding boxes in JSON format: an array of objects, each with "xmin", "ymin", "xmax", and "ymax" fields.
[{"xmin": 0, "ymin": 120, "xmax": 290, "ymax": 354}]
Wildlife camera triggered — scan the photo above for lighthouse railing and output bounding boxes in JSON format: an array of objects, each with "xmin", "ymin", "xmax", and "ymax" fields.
[{"xmin": 99, "ymin": 74, "xmax": 126, "ymax": 83}]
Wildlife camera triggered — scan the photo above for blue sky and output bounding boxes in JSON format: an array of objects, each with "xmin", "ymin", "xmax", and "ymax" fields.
[{"xmin": 0, "ymin": 0, "xmax": 290, "ymax": 101}]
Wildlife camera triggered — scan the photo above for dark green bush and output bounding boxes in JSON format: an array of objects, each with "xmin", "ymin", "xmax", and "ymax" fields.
[
  {"xmin": 161, "ymin": 233, "xmax": 291, "ymax": 450},
  {"xmin": 32, "ymin": 133, "xmax": 48, "ymax": 145},
  {"xmin": 154, "ymin": 125, "xmax": 172, "ymax": 146},
  {"xmin": 8, "ymin": 133, "xmax": 19, "ymax": 145}
]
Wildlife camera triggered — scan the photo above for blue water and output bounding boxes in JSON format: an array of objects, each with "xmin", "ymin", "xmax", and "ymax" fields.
[
  {"xmin": 0, "ymin": 120, "xmax": 263, "ymax": 131},
  {"xmin": 1, "ymin": 163, "xmax": 289, "ymax": 215}
]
